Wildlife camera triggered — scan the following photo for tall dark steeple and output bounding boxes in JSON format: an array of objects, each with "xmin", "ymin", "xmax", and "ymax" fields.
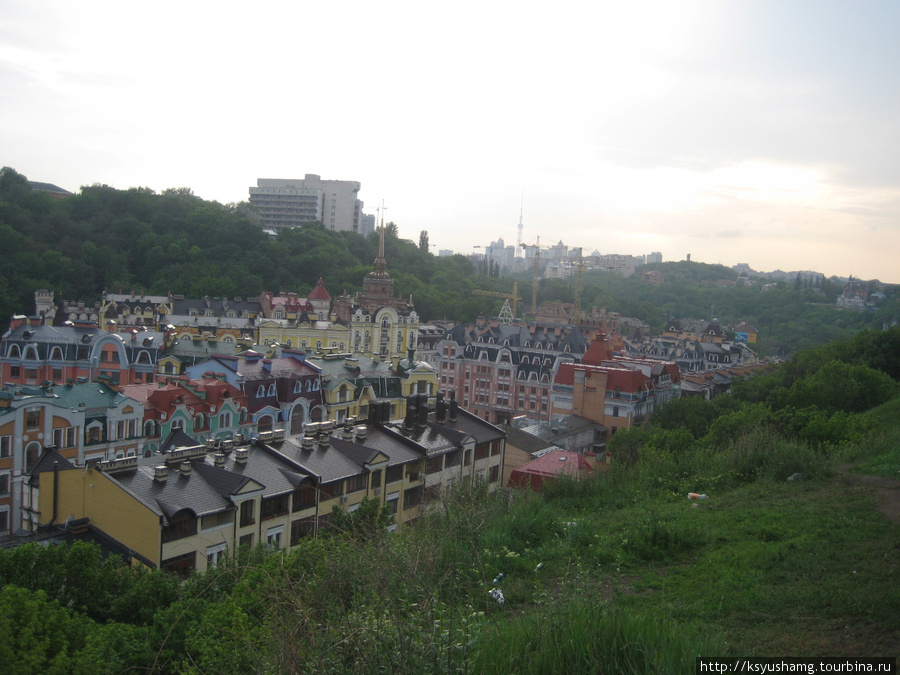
[{"xmin": 363, "ymin": 204, "xmax": 393, "ymax": 299}]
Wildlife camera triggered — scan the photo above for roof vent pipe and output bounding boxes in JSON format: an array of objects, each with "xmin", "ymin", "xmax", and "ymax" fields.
[{"xmin": 179, "ymin": 461, "xmax": 192, "ymax": 477}]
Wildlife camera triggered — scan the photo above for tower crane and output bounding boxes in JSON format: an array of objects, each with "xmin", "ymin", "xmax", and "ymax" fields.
[
  {"xmin": 472, "ymin": 281, "xmax": 520, "ymax": 323},
  {"xmin": 520, "ymin": 236, "xmax": 556, "ymax": 318}
]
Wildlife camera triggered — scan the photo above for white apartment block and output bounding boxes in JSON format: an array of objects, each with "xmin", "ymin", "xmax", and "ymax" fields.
[{"xmin": 249, "ymin": 175, "xmax": 363, "ymax": 232}]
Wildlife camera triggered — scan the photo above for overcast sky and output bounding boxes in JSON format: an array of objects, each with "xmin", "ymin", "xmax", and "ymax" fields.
[{"xmin": 2, "ymin": 1, "xmax": 898, "ymax": 282}]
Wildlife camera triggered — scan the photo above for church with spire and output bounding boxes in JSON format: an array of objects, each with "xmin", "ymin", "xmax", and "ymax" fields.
[{"xmin": 332, "ymin": 222, "xmax": 419, "ymax": 360}]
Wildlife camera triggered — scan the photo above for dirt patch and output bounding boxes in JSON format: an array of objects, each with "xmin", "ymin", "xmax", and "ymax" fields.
[{"xmin": 835, "ymin": 464, "xmax": 900, "ymax": 525}]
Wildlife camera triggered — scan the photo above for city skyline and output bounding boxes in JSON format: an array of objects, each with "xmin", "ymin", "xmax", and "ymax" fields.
[{"xmin": 2, "ymin": 1, "xmax": 898, "ymax": 283}]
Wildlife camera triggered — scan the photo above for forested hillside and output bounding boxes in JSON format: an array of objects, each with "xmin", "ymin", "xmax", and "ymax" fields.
[{"xmin": 2, "ymin": 167, "xmax": 896, "ymax": 355}]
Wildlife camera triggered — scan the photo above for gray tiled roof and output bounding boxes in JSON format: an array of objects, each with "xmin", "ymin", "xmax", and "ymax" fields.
[
  {"xmin": 110, "ymin": 465, "xmax": 233, "ymax": 521},
  {"xmin": 264, "ymin": 438, "xmax": 364, "ymax": 484}
]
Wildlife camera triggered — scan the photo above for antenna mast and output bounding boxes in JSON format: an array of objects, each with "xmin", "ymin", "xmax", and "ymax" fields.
[{"xmin": 516, "ymin": 192, "xmax": 524, "ymax": 257}]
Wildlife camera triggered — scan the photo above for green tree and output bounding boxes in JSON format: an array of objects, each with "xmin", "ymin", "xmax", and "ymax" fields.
[{"xmin": 418, "ymin": 230, "xmax": 429, "ymax": 251}]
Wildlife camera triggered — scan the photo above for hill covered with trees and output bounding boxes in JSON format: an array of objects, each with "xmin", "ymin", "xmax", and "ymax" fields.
[{"xmin": 2, "ymin": 166, "xmax": 897, "ymax": 356}]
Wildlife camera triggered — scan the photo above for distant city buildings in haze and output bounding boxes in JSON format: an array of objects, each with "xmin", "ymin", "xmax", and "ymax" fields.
[{"xmin": 249, "ymin": 175, "xmax": 371, "ymax": 233}]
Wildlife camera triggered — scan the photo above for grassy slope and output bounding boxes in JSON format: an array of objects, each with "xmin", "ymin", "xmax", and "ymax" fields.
[{"xmin": 482, "ymin": 424, "xmax": 900, "ymax": 665}]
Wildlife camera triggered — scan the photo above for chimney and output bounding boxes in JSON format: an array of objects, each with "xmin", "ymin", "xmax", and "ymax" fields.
[
  {"xmin": 342, "ymin": 425, "xmax": 353, "ymax": 440},
  {"xmin": 317, "ymin": 432, "xmax": 330, "ymax": 449},
  {"xmin": 154, "ymin": 466, "xmax": 169, "ymax": 483},
  {"xmin": 353, "ymin": 424, "xmax": 368, "ymax": 442},
  {"xmin": 416, "ymin": 393, "xmax": 428, "ymax": 427},
  {"xmin": 214, "ymin": 453, "xmax": 226, "ymax": 467},
  {"xmin": 368, "ymin": 401, "xmax": 380, "ymax": 425},
  {"xmin": 234, "ymin": 447, "xmax": 249, "ymax": 464},
  {"xmin": 179, "ymin": 461, "xmax": 192, "ymax": 477},
  {"xmin": 404, "ymin": 395, "xmax": 417, "ymax": 430},
  {"xmin": 301, "ymin": 434, "xmax": 315, "ymax": 450},
  {"xmin": 435, "ymin": 391, "xmax": 447, "ymax": 424},
  {"xmin": 449, "ymin": 398, "xmax": 458, "ymax": 422}
]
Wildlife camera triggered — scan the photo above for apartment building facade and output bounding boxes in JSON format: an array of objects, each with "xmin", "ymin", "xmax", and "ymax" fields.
[{"xmin": 249, "ymin": 175, "xmax": 362, "ymax": 232}]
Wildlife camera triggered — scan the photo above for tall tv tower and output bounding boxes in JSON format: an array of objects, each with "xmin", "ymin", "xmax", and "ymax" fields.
[{"xmin": 516, "ymin": 192, "xmax": 524, "ymax": 257}]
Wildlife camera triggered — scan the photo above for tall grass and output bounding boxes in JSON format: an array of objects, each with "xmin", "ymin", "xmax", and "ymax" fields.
[{"xmin": 471, "ymin": 592, "xmax": 720, "ymax": 674}]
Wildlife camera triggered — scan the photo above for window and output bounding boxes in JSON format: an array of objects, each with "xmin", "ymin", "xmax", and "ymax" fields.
[
  {"xmin": 239, "ymin": 533, "xmax": 253, "ymax": 549},
  {"xmin": 371, "ymin": 470, "xmax": 381, "ymax": 489},
  {"xmin": 346, "ymin": 474, "xmax": 366, "ymax": 493},
  {"xmin": 385, "ymin": 494, "xmax": 399, "ymax": 515},
  {"xmin": 162, "ymin": 515, "xmax": 197, "ymax": 542},
  {"xmin": 161, "ymin": 552, "xmax": 195, "ymax": 579},
  {"xmin": 257, "ymin": 385, "xmax": 265, "ymax": 397},
  {"xmin": 489, "ymin": 465, "xmax": 500, "ymax": 483},
  {"xmin": 239, "ymin": 500, "xmax": 255, "ymax": 527},
  {"xmin": 171, "ymin": 418, "xmax": 184, "ymax": 431},
  {"xmin": 386, "ymin": 465, "xmax": 403, "ymax": 484},
  {"xmin": 219, "ymin": 411, "xmax": 232, "ymax": 428},
  {"xmin": 261, "ymin": 495, "xmax": 289, "ymax": 520},
  {"xmin": 290, "ymin": 517, "xmax": 315, "ymax": 545},
  {"xmin": 266, "ymin": 525, "xmax": 284, "ymax": 549},
  {"xmin": 206, "ymin": 543, "xmax": 227, "ymax": 569},
  {"xmin": 25, "ymin": 409, "xmax": 40, "ymax": 429},
  {"xmin": 403, "ymin": 486, "xmax": 423, "ymax": 510},
  {"xmin": 0, "ymin": 473, "xmax": 9, "ymax": 495},
  {"xmin": 319, "ymin": 481, "xmax": 343, "ymax": 500},
  {"xmin": 426, "ymin": 456, "xmax": 442, "ymax": 474},
  {"xmin": 24, "ymin": 443, "xmax": 40, "ymax": 472},
  {"xmin": 0, "ymin": 436, "xmax": 10, "ymax": 458},
  {"xmin": 292, "ymin": 486, "xmax": 316, "ymax": 511},
  {"xmin": 0, "ymin": 509, "xmax": 8, "ymax": 533},
  {"xmin": 268, "ymin": 384, "xmax": 276, "ymax": 397}
]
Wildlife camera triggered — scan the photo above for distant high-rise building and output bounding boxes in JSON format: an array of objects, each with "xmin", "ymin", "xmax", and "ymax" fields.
[
  {"xmin": 249, "ymin": 175, "xmax": 363, "ymax": 232},
  {"xmin": 359, "ymin": 212, "xmax": 376, "ymax": 237},
  {"xmin": 646, "ymin": 251, "xmax": 663, "ymax": 264}
]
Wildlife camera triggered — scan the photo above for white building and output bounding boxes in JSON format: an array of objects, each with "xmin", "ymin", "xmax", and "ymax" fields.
[{"xmin": 249, "ymin": 175, "xmax": 364, "ymax": 232}]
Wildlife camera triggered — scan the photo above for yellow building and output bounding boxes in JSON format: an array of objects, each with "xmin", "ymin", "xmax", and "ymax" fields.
[{"xmin": 37, "ymin": 403, "xmax": 506, "ymax": 573}]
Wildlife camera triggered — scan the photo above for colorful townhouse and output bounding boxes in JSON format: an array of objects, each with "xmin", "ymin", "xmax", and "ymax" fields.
[
  {"xmin": 437, "ymin": 321, "xmax": 588, "ymax": 425},
  {"xmin": 310, "ymin": 351, "xmax": 439, "ymax": 425},
  {"xmin": 1, "ymin": 317, "xmax": 166, "ymax": 386},
  {"xmin": 552, "ymin": 337, "xmax": 662, "ymax": 444},
  {"xmin": 122, "ymin": 375, "xmax": 253, "ymax": 454},
  {"xmin": 183, "ymin": 349, "xmax": 323, "ymax": 435},
  {"xmin": 0, "ymin": 380, "xmax": 145, "ymax": 535},
  {"xmin": 163, "ymin": 295, "xmax": 261, "ymax": 343}
]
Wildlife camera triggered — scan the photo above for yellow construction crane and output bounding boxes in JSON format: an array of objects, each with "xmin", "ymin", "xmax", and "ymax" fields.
[
  {"xmin": 472, "ymin": 281, "xmax": 520, "ymax": 323},
  {"xmin": 521, "ymin": 236, "xmax": 556, "ymax": 317}
]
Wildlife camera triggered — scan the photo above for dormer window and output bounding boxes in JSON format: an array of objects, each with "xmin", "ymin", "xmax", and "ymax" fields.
[
  {"xmin": 268, "ymin": 384, "xmax": 276, "ymax": 396},
  {"xmin": 257, "ymin": 385, "xmax": 265, "ymax": 397}
]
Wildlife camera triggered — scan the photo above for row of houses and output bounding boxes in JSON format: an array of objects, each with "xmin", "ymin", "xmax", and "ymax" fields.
[{"xmin": 29, "ymin": 395, "xmax": 504, "ymax": 576}]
